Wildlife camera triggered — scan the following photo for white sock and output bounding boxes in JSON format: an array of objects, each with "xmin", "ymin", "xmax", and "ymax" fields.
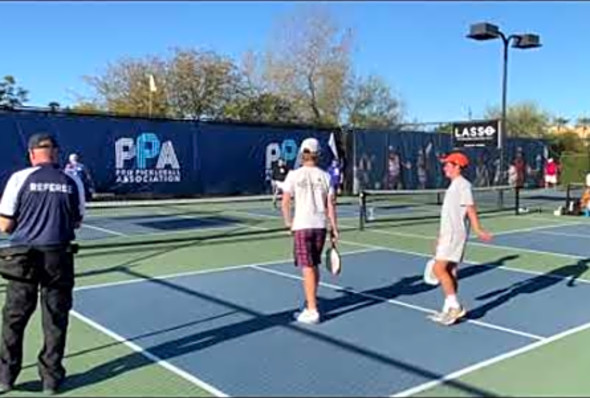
[
  {"xmin": 442, "ymin": 300, "xmax": 450, "ymax": 313},
  {"xmin": 444, "ymin": 295, "xmax": 460, "ymax": 312},
  {"xmin": 304, "ymin": 308, "xmax": 319, "ymax": 316}
]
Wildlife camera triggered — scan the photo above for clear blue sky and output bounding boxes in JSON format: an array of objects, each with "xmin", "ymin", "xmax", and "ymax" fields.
[{"xmin": 2, "ymin": 1, "xmax": 588, "ymax": 123}]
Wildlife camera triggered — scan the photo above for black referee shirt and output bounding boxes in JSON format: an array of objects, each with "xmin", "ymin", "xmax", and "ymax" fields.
[{"xmin": 0, "ymin": 163, "xmax": 85, "ymax": 246}]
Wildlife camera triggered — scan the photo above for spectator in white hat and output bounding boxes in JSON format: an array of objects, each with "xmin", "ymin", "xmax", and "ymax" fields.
[{"xmin": 64, "ymin": 153, "xmax": 95, "ymax": 201}]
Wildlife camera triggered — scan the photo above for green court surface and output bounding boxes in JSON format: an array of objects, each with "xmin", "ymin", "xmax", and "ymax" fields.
[{"xmin": 1, "ymin": 193, "xmax": 590, "ymax": 397}]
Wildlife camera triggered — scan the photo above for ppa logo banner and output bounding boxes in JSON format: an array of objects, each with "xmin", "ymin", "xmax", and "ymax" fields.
[
  {"xmin": 452, "ymin": 119, "xmax": 500, "ymax": 149},
  {"xmin": 265, "ymin": 137, "xmax": 323, "ymax": 175},
  {"xmin": 115, "ymin": 132, "xmax": 181, "ymax": 184},
  {"xmin": 265, "ymin": 138, "xmax": 300, "ymax": 173}
]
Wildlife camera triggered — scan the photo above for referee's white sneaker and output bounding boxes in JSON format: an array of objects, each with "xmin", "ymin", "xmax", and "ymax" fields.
[{"xmin": 295, "ymin": 308, "xmax": 320, "ymax": 324}]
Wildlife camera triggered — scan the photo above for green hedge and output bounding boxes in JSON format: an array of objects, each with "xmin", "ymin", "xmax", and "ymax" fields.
[{"xmin": 560, "ymin": 151, "xmax": 590, "ymax": 186}]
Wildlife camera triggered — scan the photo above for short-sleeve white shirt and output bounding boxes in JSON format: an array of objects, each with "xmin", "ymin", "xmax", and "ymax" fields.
[
  {"xmin": 282, "ymin": 166, "xmax": 334, "ymax": 230},
  {"xmin": 439, "ymin": 175, "xmax": 474, "ymax": 239}
]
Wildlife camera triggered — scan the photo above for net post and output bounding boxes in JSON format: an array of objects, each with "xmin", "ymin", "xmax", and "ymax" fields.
[
  {"xmin": 359, "ymin": 191, "xmax": 366, "ymax": 230},
  {"xmin": 514, "ymin": 186, "xmax": 520, "ymax": 215},
  {"xmin": 566, "ymin": 183, "xmax": 572, "ymax": 213}
]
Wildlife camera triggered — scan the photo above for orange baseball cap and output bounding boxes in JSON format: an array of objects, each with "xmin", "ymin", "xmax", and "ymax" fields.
[{"xmin": 441, "ymin": 152, "xmax": 469, "ymax": 167}]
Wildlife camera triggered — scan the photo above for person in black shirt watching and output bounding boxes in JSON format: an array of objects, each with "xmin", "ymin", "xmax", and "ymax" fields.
[
  {"xmin": 0, "ymin": 133, "xmax": 85, "ymax": 395},
  {"xmin": 271, "ymin": 158, "xmax": 290, "ymax": 208}
]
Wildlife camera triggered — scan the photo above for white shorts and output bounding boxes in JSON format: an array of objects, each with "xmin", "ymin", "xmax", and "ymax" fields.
[
  {"xmin": 545, "ymin": 175, "xmax": 557, "ymax": 184},
  {"xmin": 435, "ymin": 233, "xmax": 467, "ymax": 264},
  {"xmin": 272, "ymin": 180, "xmax": 285, "ymax": 191}
]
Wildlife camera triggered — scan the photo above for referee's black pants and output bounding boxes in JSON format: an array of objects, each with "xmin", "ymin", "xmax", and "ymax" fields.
[{"xmin": 0, "ymin": 248, "xmax": 74, "ymax": 387}]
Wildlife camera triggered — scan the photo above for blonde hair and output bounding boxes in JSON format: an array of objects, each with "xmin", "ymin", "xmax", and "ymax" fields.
[{"xmin": 302, "ymin": 151, "xmax": 319, "ymax": 164}]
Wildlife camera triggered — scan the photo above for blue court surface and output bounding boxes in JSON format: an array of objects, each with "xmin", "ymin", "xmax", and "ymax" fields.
[
  {"xmin": 73, "ymin": 248, "xmax": 590, "ymax": 397},
  {"xmin": 480, "ymin": 222, "xmax": 590, "ymax": 258},
  {"xmin": 77, "ymin": 214, "xmax": 248, "ymax": 240}
]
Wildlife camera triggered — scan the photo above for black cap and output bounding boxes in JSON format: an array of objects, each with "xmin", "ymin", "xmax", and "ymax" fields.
[{"xmin": 28, "ymin": 133, "xmax": 59, "ymax": 150}]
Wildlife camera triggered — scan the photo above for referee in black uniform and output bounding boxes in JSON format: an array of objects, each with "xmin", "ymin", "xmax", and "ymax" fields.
[{"xmin": 0, "ymin": 133, "xmax": 85, "ymax": 394}]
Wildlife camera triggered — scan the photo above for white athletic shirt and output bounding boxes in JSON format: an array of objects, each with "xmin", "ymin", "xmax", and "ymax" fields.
[
  {"xmin": 439, "ymin": 176, "xmax": 474, "ymax": 239},
  {"xmin": 282, "ymin": 165, "xmax": 334, "ymax": 230}
]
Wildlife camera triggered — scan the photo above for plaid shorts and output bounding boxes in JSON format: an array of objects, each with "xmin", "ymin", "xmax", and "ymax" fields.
[{"xmin": 293, "ymin": 228, "xmax": 327, "ymax": 267}]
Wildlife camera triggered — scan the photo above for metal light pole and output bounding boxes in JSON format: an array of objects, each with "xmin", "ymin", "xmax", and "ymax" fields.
[
  {"xmin": 499, "ymin": 32, "xmax": 510, "ymax": 184},
  {"xmin": 467, "ymin": 23, "xmax": 541, "ymax": 185}
]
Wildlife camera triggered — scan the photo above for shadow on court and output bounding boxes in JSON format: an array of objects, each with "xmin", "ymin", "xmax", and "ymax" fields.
[
  {"xmin": 468, "ymin": 259, "xmax": 590, "ymax": 321},
  {"xmin": 320, "ymin": 254, "xmax": 520, "ymax": 322},
  {"xmin": 75, "ymin": 225, "xmax": 288, "ymax": 257},
  {"xmin": 25, "ymin": 257, "xmax": 528, "ymax": 396}
]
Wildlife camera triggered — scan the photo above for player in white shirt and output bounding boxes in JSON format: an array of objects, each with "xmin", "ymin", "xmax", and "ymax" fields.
[
  {"xmin": 429, "ymin": 152, "xmax": 492, "ymax": 326},
  {"xmin": 281, "ymin": 138, "xmax": 339, "ymax": 324}
]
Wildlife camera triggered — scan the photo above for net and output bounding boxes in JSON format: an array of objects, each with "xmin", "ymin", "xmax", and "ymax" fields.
[
  {"xmin": 516, "ymin": 187, "xmax": 569, "ymax": 215},
  {"xmin": 562, "ymin": 182, "xmax": 589, "ymax": 215},
  {"xmin": 80, "ymin": 195, "xmax": 287, "ymax": 250},
  {"xmin": 78, "ymin": 193, "xmax": 359, "ymax": 251},
  {"xmin": 359, "ymin": 185, "xmax": 518, "ymax": 229},
  {"xmin": 88, "ymin": 194, "xmax": 275, "ymax": 212}
]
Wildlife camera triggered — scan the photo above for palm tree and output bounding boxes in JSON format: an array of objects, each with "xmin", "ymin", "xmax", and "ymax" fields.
[
  {"xmin": 577, "ymin": 116, "xmax": 590, "ymax": 144},
  {"xmin": 48, "ymin": 101, "xmax": 60, "ymax": 112},
  {"xmin": 554, "ymin": 117, "xmax": 570, "ymax": 134}
]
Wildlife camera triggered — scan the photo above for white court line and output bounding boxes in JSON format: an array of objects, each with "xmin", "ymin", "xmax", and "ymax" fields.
[
  {"xmin": 251, "ymin": 265, "xmax": 545, "ymax": 341},
  {"xmin": 230, "ymin": 207, "xmax": 584, "ymax": 250},
  {"xmin": 230, "ymin": 209, "xmax": 283, "ymax": 220},
  {"xmin": 74, "ymin": 243, "xmax": 544, "ymax": 397},
  {"xmin": 74, "ymin": 248, "xmax": 377, "ymax": 292},
  {"xmin": 79, "ymin": 214, "xmax": 280, "ymax": 246},
  {"xmin": 77, "ymin": 233, "xmax": 588, "ymax": 302},
  {"xmin": 234, "ymin": 201, "xmax": 585, "ymax": 235},
  {"xmin": 76, "ymin": 209, "xmax": 590, "ymax": 397},
  {"xmin": 364, "ymin": 227, "xmax": 585, "ymax": 260},
  {"xmin": 216, "ymin": 209, "xmax": 590, "ymax": 283},
  {"xmin": 492, "ymin": 221, "xmax": 584, "ymax": 237},
  {"xmin": 536, "ymin": 230, "xmax": 590, "ymax": 239},
  {"xmin": 80, "ymin": 223, "xmax": 276, "ymax": 245},
  {"xmin": 365, "ymin": 220, "xmax": 583, "ymax": 239},
  {"xmin": 336, "ymin": 238, "xmax": 590, "ymax": 286},
  {"xmin": 506, "ymin": 214, "xmax": 583, "ymax": 224},
  {"xmin": 391, "ymin": 319, "xmax": 590, "ymax": 397},
  {"xmin": 71, "ymin": 248, "xmax": 376, "ymax": 397},
  {"xmin": 70, "ymin": 310, "xmax": 229, "ymax": 397},
  {"xmin": 240, "ymin": 224, "xmax": 267, "ymax": 231},
  {"xmin": 85, "ymin": 204, "xmax": 270, "ymax": 239},
  {"xmin": 81, "ymin": 223, "xmax": 128, "ymax": 237},
  {"xmin": 231, "ymin": 207, "xmax": 587, "ymax": 259},
  {"xmin": 230, "ymin": 207, "xmax": 583, "ymax": 227}
]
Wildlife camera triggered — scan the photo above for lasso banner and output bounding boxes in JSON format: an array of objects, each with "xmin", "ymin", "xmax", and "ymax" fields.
[{"xmin": 452, "ymin": 119, "xmax": 500, "ymax": 149}]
